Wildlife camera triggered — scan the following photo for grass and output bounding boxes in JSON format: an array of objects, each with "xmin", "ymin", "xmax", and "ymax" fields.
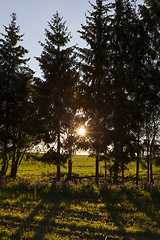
[
  {"xmin": 13, "ymin": 155, "xmax": 105, "ymax": 180},
  {"xmin": 16, "ymin": 155, "xmax": 160, "ymax": 182},
  {"xmin": 0, "ymin": 155, "xmax": 160, "ymax": 239}
]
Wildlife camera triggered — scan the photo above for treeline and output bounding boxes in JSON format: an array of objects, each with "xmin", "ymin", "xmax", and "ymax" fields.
[{"xmin": 0, "ymin": 0, "xmax": 160, "ymax": 184}]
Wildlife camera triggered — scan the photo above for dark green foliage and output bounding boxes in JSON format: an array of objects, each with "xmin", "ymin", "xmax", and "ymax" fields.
[
  {"xmin": 0, "ymin": 1, "xmax": 160, "ymax": 185},
  {"xmin": 38, "ymin": 150, "xmax": 68, "ymax": 166},
  {"xmin": 78, "ymin": 0, "xmax": 112, "ymax": 184},
  {"xmin": 0, "ymin": 13, "xmax": 35, "ymax": 178},
  {"xmin": 78, "ymin": 0, "xmax": 160, "ymax": 184},
  {"xmin": 35, "ymin": 12, "xmax": 79, "ymax": 180}
]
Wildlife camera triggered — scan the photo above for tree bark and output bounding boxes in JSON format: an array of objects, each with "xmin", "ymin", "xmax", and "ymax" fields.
[
  {"xmin": 96, "ymin": 148, "xmax": 99, "ymax": 185},
  {"xmin": 57, "ymin": 120, "xmax": 61, "ymax": 181},
  {"xmin": 0, "ymin": 156, "xmax": 8, "ymax": 177},
  {"xmin": 104, "ymin": 160, "xmax": 107, "ymax": 181},
  {"xmin": 122, "ymin": 159, "xmax": 124, "ymax": 185},
  {"xmin": 11, "ymin": 152, "xmax": 18, "ymax": 178},
  {"xmin": 136, "ymin": 123, "xmax": 140, "ymax": 185},
  {"xmin": 68, "ymin": 159, "xmax": 72, "ymax": 180}
]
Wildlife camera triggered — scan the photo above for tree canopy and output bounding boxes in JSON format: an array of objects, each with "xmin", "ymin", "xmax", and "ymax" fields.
[{"xmin": 0, "ymin": 13, "xmax": 35, "ymax": 178}]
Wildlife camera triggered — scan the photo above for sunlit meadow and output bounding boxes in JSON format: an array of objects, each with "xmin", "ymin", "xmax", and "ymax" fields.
[{"xmin": 0, "ymin": 155, "xmax": 160, "ymax": 240}]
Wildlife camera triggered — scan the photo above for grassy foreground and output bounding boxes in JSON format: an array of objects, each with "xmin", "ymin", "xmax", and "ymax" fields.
[{"xmin": 0, "ymin": 155, "xmax": 160, "ymax": 240}]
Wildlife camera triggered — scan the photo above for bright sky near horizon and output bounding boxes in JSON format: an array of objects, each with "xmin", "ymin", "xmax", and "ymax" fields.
[{"xmin": 0, "ymin": 0, "xmax": 144, "ymax": 78}]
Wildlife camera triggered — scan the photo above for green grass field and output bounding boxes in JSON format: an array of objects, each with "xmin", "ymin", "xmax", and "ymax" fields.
[
  {"xmin": 16, "ymin": 155, "xmax": 160, "ymax": 182},
  {"xmin": 17, "ymin": 155, "xmax": 104, "ymax": 180},
  {"xmin": 0, "ymin": 155, "xmax": 160, "ymax": 240}
]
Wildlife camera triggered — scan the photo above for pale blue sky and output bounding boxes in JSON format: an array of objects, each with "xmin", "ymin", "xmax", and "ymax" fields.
[{"xmin": 0, "ymin": 0, "xmax": 144, "ymax": 78}]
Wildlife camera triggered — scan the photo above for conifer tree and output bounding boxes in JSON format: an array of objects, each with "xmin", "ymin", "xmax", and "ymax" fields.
[
  {"xmin": 78, "ymin": 0, "xmax": 112, "ymax": 184},
  {"xmin": 35, "ymin": 12, "xmax": 78, "ymax": 180},
  {"xmin": 0, "ymin": 13, "xmax": 35, "ymax": 178},
  {"xmin": 138, "ymin": 0, "xmax": 160, "ymax": 182},
  {"xmin": 109, "ymin": 0, "xmax": 140, "ymax": 184}
]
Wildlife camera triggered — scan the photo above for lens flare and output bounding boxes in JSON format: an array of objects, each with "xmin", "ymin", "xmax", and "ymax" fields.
[{"xmin": 77, "ymin": 127, "xmax": 85, "ymax": 136}]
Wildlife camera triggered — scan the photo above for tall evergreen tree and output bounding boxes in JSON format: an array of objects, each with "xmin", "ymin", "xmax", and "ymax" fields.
[
  {"xmin": 0, "ymin": 13, "xmax": 35, "ymax": 178},
  {"xmin": 78, "ymin": 0, "xmax": 112, "ymax": 184},
  {"xmin": 138, "ymin": 0, "xmax": 160, "ymax": 182},
  {"xmin": 35, "ymin": 12, "xmax": 78, "ymax": 180},
  {"xmin": 108, "ymin": 0, "xmax": 139, "ymax": 184}
]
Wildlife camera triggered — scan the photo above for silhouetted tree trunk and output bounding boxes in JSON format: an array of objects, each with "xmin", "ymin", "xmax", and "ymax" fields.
[
  {"xmin": 96, "ymin": 148, "xmax": 99, "ymax": 185},
  {"xmin": 136, "ymin": 125, "xmax": 140, "ymax": 185},
  {"xmin": 57, "ymin": 121, "xmax": 61, "ymax": 181}
]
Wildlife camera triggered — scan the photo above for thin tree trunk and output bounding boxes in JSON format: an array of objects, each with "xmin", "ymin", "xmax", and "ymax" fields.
[
  {"xmin": 67, "ymin": 145, "xmax": 72, "ymax": 180},
  {"xmin": 96, "ymin": 148, "xmax": 99, "ymax": 185},
  {"xmin": 113, "ymin": 160, "xmax": 118, "ymax": 185},
  {"xmin": 68, "ymin": 159, "xmax": 72, "ymax": 180},
  {"xmin": 57, "ymin": 166, "xmax": 60, "ymax": 181},
  {"xmin": 104, "ymin": 160, "xmax": 107, "ymax": 181},
  {"xmin": 11, "ymin": 151, "xmax": 18, "ymax": 178},
  {"xmin": 136, "ymin": 123, "xmax": 140, "ymax": 185},
  {"xmin": 146, "ymin": 124, "xmax": 150, "ymax": 182},
  {"xmin": 150, "ymin": 137, "xmax": 154, "ymax": 183},
  {"xmin": 0, "ymin": 156, "xmax": 9, "ymax": 177},
  {"xmin": 147, "ymin": 143, "xmax": 150, "ymax": 182},
  {"xmin": 57, "ymin": 121, "xmax": 61, "ymax": 181},
  {"xmin": 150, "ymin": 158, "xmax": 153, "ymax": 182},
  {"xmin": 122, "ymin": 159, "xmax": 124, "ymax": 185},
  {"xmin": 113, "ymin": 141, "xmax": 119, "ymax": 185}
]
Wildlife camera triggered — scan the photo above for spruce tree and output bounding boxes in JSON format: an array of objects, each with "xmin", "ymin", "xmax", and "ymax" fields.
[
  {"xmin": 0, "ymin": 13, "xmax": 34, "ymax": 178},
  {"xmin": 138, "ymin": 0, "xmax": 160, "ymax": 182},
  {"xmin": 35, "ymin": 12, "xmax": 78, "ymax": 180},
  {"xmin": 108, "ymin": 0, "xmax": 140, "ymax": 184},
  {"xmin": 78, "ymin": 0, "xmax": 112, "ymax": 184}
]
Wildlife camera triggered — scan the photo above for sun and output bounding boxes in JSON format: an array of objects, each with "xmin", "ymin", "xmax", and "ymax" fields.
[{"xmin": 77, "ymin": 127, "xmax": 85, "ymax": 136}]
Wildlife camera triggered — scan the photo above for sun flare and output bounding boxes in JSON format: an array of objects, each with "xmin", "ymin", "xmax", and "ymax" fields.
[{"xmin": 77, "ymin": 127, "xmax": 85, "ymax": 136}]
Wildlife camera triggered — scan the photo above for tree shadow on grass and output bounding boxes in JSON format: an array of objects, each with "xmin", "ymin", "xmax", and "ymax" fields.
[
  {"xmin": 1, "ymin": 182, "xmax": 160, "ymax": 240},
  {"xmin": 5, "ymin": 184, "xmax": 118, "ymax": 240},
  {"xmin": 101, "ymin": 187, "xmax": 160, "ymax": 240}
]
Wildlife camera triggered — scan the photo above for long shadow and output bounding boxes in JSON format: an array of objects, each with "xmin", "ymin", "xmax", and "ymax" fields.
[
  {"xmin": 125, "ymin": 186, "xmax": 160, "ymax": 227},
  {"xmin": 115, "ymin": 186, "xmax": 160, "ymax": 239},
  {"xmin": 2, "ymin": 182, "xmax": 160, "ymax": 240},
  {"xmin": 7, "ymin": 184, "xmax": 122, "ymax": 240},
  {"xmin": 100, "ymin": 189, "xmax": 132, "ymax": 239},
  {"xmin": 9, "ymin": 184, "xmax": 64, "ymax": 240},
  {"xmin": 100, "ymin": 185, "xmax": 160, "ymax": 240}
]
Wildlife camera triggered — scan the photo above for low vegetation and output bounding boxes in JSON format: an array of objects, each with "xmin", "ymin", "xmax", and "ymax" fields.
[{"xmin": 0, "ymin": 155, "xmax": 160, "ymax": 240}]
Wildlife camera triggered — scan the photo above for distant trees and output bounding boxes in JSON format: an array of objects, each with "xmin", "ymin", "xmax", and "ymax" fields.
[{"xmin": 0, "ymin": 13, "xmax": 35, "ymax": 178}]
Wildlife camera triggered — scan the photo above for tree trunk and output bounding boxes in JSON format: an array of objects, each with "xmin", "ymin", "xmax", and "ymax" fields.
[
  {"xmin": 150, "ymin": 158, "xmax": 153, "ymax": 182},
  {"xmin": 113, "ymin": 160, "xmax": 119, "ymax": 185},
  {"xmin": 104, "ymin": 160, "xmax": 107, "ymax": 181},
  {"xmin": 57, "ymin": 165, "xmax": 60, "ymax": 181},
  {"xmin": 113, "ymin": 141, "xmax": 119, "ymax": 185},
  {"xmin": 57, "ymin": 121, "xmax": 61, "ymax": 181},
  {"xmin": 0, "ymin": 156, "xmax": 8, "ymax": 177},
  {"xmin": 11, "ymin": 153, "xmax": 18, "ymax": 178},
  {"xmin": 122, "ymin": 159, "xmax": 124, "ymax": 185},
  {"xmin": 11, "ymin": 163, "xmax": 18, "ymax": 178},
  {"xmin": 147, "ymin": 147, "xmax": 150, "ymax": 182},
  {"xmin": 96, "ymin": 149, "xmax": 99, "ymax": 185},
  {"xmin": 146, "ymin": 126, "xmax": 150, "ymax": 182},
  {"xmin": 68, "ymin": 159, "xmax": 72, "ymax": 180},
  {"xmin": 136, "ymin": 124, "xmax": 140, "ymax": 185}
]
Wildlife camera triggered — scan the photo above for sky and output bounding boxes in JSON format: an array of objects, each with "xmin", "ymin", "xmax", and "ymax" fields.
[{"xmin": 0, "ymin": 0, "xmax": 144, "ymax": 78}]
